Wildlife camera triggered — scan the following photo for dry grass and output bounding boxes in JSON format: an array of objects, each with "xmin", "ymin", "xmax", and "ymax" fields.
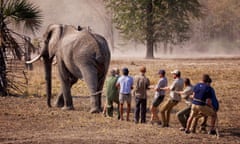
[{"xmin": 0, "ymin": 58, "xmax": 240, "ymax": 144}]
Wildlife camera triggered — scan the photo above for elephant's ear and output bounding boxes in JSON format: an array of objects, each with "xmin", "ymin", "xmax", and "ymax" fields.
[{"xmin": 44, "ymin": 24, "xmax": 63, "ymax": 58}]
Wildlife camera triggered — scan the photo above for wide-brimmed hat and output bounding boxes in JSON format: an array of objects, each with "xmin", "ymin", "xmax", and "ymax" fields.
[{"xmin": 171, "ymin": 69, "xmax": 180, "ymax": 75}]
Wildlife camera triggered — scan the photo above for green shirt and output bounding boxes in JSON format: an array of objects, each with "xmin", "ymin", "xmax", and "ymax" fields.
[{"xmin": 106, "ymin": 76, "xmax": 119, "ymax": 102}]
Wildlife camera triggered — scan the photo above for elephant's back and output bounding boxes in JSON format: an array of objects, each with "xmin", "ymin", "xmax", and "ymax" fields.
[
  {"xmin": 61, "ymin": 30, "xmax": 98, "ymax": 57},
  {"xmin": 92, "ymin": 34, "xmax": 111, "ymax": 65},
  {"xmin": 93, "ymin": 34, "xmax": 111, "ymax": 58},
  {"xmin": 77, "ymin": 31, "xmax": 100, "ymax": 57}
]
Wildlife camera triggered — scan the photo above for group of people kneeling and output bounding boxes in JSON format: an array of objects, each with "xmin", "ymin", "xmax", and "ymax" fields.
[{"xmin": 103, "ymin": 66, "xmax": 219, "ymax": 135}]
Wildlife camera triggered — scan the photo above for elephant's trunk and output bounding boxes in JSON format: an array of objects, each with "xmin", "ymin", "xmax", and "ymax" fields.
[{"xmin": 43, "ymin": 57, "xmax": 53, "ymax": 107}]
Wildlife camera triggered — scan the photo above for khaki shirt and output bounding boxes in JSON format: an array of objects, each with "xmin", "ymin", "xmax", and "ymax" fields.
[
  {"xmin": 169, "ymin": 78, "xmax": 184, "ymax": 101},
  {"xmin": 134, "ymin": 74, "xmax": 150, "ymax": 99},
  {"xmin": 182, "ymin": 85, "xmax": 193, "ymax": 105}
]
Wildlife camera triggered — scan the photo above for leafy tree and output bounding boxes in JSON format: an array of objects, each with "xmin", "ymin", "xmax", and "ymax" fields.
[
  {"xmin": 199, "ymin": 0, "xmax": 240, "ymax": 41},
  {"xmin": 104, "ymin": 0, "xmax": 202, "ymax": 58},
  {"xmin": 0, "ymin": 0, "xmax": 42, "ymax": 95}
]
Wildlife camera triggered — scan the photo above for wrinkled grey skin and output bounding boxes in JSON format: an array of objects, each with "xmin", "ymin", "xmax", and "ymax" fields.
[{"xmin": 27, "ymin": 24, "xmax": 110, "ymax": 113}]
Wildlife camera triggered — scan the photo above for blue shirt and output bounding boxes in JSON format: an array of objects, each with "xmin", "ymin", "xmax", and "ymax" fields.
[
  {"xmin": 155, "ymin": 77, "xmax": 168, "ymax": 96},
  {"xmin": 192, "ymin": 83, "xmax": 212, "ymax": 106},
  {"xmin": 117, "ymin": 75, "xmax": 134, "ymax": 94},
  {"xmin": 210, "ymin": 87, "xmax": 219, "ymax": 111}
]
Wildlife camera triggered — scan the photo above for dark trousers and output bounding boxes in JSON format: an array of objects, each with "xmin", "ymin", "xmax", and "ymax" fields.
[
  {"xmin": 134, "ymin": 97, "xmax": 147, "ymax": 123},
  {"xmin": 176, "ymin": 105, "xmax": 191, "ymax": 128}
]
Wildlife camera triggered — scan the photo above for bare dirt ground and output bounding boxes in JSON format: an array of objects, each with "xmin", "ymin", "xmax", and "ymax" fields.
[{"xmin": 1, "ymin": 58, "xmax": 240, "ymax": 144}]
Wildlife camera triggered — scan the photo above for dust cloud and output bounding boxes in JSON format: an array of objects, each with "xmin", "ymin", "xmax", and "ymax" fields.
[
  {"xmin": 29, "ymin": 0, "xmax": 240, "ymax": 58},
  {"xmin": 30, "ymin": 0, "xmax": 110, "ymax": 36}
]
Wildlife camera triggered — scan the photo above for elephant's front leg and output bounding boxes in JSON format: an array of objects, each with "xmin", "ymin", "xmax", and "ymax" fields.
[
  {"xmin": 55, "ymin": 77, "xmax": 77, "ymax": 108},
  {"xmin": 55, "ymin": 92, "xmax": 64, "ymax": 108},
  {"xmin": 60, "ymin": 84, "xmax": 74, "ymax": 110}
]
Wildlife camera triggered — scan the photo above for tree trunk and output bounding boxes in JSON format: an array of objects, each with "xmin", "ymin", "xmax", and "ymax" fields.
[
  {"xmin": 0, "ymin": 45, "xmax": 7, "ymax": 96},
  {"xmin": 0, "ymin": 0, "xmax": 7, "ymax": 96},
  {"xmin": 163, "ymin": 42, "xmax": 167, "ymax": 54},
  {"xmin": 145, "ymin": 1, "xmax": 154, "ymax": 59}
]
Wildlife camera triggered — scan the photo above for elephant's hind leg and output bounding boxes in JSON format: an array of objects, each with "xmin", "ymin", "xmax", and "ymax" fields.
[
  {"xmin": 81, "ymin": 65, "xmax": 101, "ymax": 113},
  {"xmin": 96, "ymin": 70, "xmax": 106, "ymax": 112}
]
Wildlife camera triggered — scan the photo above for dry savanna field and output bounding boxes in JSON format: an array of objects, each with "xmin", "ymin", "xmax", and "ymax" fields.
[{"xmin": 0, "ymin": 57, "xmax": 240, "ymax": 144}]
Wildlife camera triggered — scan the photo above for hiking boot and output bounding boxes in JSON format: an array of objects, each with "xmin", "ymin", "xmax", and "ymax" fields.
[
  {"xmin": 117, "ymin": 115, "xmax": 120, "ymax": 120},
  {"xmin": 208, "ymin": 130, "xmax": 217, "ymax": 135},
  {"xmin": 156, "ymin": 121, "xmax": 162, "ymax": 125},
  {"xmin": 185, "ymin": 130, "xmax": 191, "ymax": 134},
  {"xmin": 140, "ymin": 119, "xmax": 146, "ymax": 124}
]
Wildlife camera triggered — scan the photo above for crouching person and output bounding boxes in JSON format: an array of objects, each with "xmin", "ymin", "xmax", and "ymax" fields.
[
  {"xmin": 191, "ymin": 76, "xmax": 219, "ymax": 134},
  {"xmin": 185, "ymin": 74, "xmax": 217, "ymax": 135},
  {"xmin": 176, "ymin": 78, "xmax": 193, "ymax": 131}
]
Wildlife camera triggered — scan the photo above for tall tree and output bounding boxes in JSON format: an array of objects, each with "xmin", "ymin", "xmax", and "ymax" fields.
[
  {"xmin": 200, "ymin": 0, "xmax": 240, "ymax": 41},
  {"xmin": 0, "ymin": 0, "xmax": 42, "ymax": 95},
  {"xmin": 104, "ymin": 0, "xmax": 202, "ymax": 58}
]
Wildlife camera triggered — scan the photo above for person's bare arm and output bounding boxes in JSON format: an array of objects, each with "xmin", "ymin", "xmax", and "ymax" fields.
[{"xmin": 116, "ymin": 83, "xmax": 120, "ymax": 88}]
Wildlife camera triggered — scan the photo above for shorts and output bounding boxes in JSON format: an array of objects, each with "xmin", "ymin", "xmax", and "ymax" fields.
[
  {"xmin": 119, "ymin": 93, "xmax": 131, "ymax": 104},
  {"xmin": 152, "ymin": 95, "xmax": 165, "ymax": 107},
  {"xmin": 190, "ymin": 104, "xmax": 216, "ymax": 118}
]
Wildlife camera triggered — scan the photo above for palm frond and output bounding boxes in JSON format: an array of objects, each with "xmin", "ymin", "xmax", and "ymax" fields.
[{"xmin": 4, "ymin": 0, "xmax": 42, "ymax": 33}]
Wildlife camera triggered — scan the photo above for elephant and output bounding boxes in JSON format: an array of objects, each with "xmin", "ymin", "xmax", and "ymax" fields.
[{"xmin": 27, "ymin": 24, "xmax": 111, "ymax": 113}]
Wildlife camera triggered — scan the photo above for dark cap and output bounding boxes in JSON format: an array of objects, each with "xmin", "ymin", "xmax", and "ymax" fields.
[
  {"xmin": 122, "ymin": 67, "xmax": 129, "ymax": 75},
  {"xmin": 158, "ymin": 69, "xmax": 165, "ymax": 75}
]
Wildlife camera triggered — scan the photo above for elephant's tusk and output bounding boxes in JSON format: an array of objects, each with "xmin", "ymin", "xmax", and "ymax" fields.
[
  {"xmin": 26, "ymin": 55, "xmax": 41, "ymax": 64},
  {"xmin": 52, "ymin": 58, "xmax": 57, "ymax": 65}
]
